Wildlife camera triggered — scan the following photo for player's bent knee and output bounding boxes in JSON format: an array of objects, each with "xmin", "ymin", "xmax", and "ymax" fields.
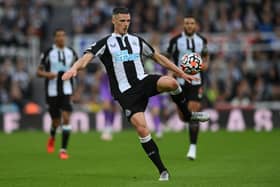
[
  {"xmin": 52, "ymin": 118, "xmax": 61, "ymax": 127},
  {"xmin": 169, "ymin": 78, "xmax": 179, "ymax": 90},
  {"xmin": 188, "ymin": 101, "xmax": 201, "ymax": 112},
  {"xmin": 157, "ymin": 76, "xmax": 178, "ymax": 92}
]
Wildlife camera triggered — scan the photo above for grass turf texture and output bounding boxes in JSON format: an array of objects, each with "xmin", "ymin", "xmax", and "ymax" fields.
[{"xmin": 0, "ymin": 130, "xmax": 279, "ymax": 187}]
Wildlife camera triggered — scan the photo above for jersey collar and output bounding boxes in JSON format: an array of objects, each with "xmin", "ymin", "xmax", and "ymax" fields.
[{"xmin": 112, "ymin": 33, "xmax": 129, "ymax": 38}]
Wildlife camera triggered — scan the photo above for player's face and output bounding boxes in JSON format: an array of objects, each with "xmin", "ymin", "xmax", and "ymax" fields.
[
  {"xmin": 184, "ymin": 17, "xmax": 196, "ymax": 36},
  {"xmin": 112, "ymin": 13, "xmax": 131, "ymax": 35},
  {"xmin": 54, "ymin": 31, "xmax": 66, "ymax": 47}
]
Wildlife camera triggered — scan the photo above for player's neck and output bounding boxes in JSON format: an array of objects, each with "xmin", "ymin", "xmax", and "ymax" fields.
[
  {"xmin": 55, "ymin": 44, "xmax": 65, "ymax": 49},
  {"xmin": 184, "ymin": 31, "xmax": 194, "ymax": 37}
]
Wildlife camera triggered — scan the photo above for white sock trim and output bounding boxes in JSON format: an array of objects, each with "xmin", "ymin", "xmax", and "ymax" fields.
[
  {"xmin": 190, "ymin": 144, "xmax": 196, "ymax": 149},
  {"xmin": 62, "ymin": 125, "xmax": 71, "ymax": 131},
  {"xmin": 170, "ymin": 85, "xmax": 182, "ymax": 95},
  {"xmin": 139, "ymin": 134, "xmax": 152, "ymax": 143}
]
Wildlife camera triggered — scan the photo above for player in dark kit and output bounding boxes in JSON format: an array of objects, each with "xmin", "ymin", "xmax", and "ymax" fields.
[
  {"xmin": 37, "ymin": 28, "xmax": 78, "ymax": 160},
  {"xmin": 167, "ymin": 15, "xmax": 209, "ymax": 160},
  {"xmin": 62, "ymin": 8, "xmax": 209, "ymax": 180}
]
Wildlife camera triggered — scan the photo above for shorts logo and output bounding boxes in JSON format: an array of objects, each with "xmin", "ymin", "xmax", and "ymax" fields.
[{"xmin": 125, "ymin": 109, "xmax": 132, "ymax": 117}]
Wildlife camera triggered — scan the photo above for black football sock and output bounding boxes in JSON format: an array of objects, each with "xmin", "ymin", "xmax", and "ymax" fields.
[
  {"xmin": 170, "ymin": 86, "xmax": 192, "ymax": 121},
  {"xmin": 189, "ymin": 122, "xmax": 200, "ymax": 144},
  {"xmin": 140, "ymin": 134, "xmax": 167, "ymax": 174},
  {"xmin": 61, "ymin": 125, "xmax": 71, "ymax": 150},
  {"xmin": 50, "ymin": 126, "xmax": 57, "ymax": 138}
]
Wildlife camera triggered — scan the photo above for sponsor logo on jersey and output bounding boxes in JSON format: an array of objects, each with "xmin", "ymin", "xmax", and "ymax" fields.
[{"xmin": 113, "ymin": 50, "xmax": 140, "ymax": 63}]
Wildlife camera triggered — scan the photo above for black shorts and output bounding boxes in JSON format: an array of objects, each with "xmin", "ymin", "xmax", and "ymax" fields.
[
  {"xmin": 116, "ymin": 75, "xmax": 161, "ymax": 121},
  {"xmin": 182, "ymin": 83, "xmax": 203, "ymax": 102},
  {"xmin": 46, "ymin": 95, "xmax": 72, "ymax": 118}
]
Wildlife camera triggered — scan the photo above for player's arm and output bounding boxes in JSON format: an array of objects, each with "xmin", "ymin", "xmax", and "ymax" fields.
[
  {"xmin": 164, "ymin": 37, "xmax": 178, "ymax": 77},
  {"xmin": 62, "ymin": 53, "xmax": 94, "ymax": 80},
  {"xmin": 140, "ymin": 36, "xmax": 196, "ymax": 83},
  {"xmin": 37, "ymin": 51, "xmax": 57, "ymax": 79},
  {"xmin": 200, "ymin": 39, "xmax": 209, "ymax": 71},
  {"xmin": 152, "ymin": 51, "xmax": 197, "ymax": 83},
  {"xmin": 63, "ymin": 37, "xmax": 108, "ymax": 80},
  {"xmin": 37, "ymin": 65, "xmax": 57, "ymax": 80}
]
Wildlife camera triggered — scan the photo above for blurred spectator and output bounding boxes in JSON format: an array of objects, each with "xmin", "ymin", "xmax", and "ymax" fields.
[
  {"xmin": 12, "ymin": 58, "xmax": 30, "ymax": 99},
  {"xmin": 1, "ymin": 0, "xmax": 280, "ymax": 113}
]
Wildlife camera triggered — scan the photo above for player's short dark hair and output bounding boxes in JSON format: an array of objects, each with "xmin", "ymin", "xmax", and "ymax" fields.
[
  {"xmin": 184, "ymin": 13, "xmax": 196, "ymax": 19},
  {"xmin": 53, "ymin": 28, "xmax": 65, "ymax": 36},
  {"xmin": 112, "ymin": 7, "xmax": 129, "ymax": 15}
]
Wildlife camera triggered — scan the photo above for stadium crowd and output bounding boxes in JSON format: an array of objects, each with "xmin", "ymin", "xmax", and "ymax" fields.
[{"xmin": 0, "ymin": 0, "xmax": 279, "ymax": 114}]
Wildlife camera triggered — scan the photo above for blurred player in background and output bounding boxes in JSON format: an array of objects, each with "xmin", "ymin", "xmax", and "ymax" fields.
[
  {"xmin": 99, "ymin": 73, "xmax": 120, "ymax": 141},
  {"xmin": 167, "ymin": 15, "xmax": 209, "ymax": 160},
  {"xmin": 37, "ymin": 28, "xmax": 78, "ymax": 160},
  {"xmin": 62, "ymin": 8, "xmax": 208, "ymax": 181}
]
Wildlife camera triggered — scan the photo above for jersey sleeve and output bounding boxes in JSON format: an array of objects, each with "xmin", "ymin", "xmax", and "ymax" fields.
[
  {"xmin": 72, "ymin": 49, "xmax": 79, "ymax": 61},
  {"xmin": 39, "ymin": 49, "xmax": 50, "ymax": 69},
  {"xmin": 201, "ymin": 41, "xmax": 208, "ymax": 58},
  {"xmin": 84, "ymin": 37, "xmax": 108, "ymax": 57},
  {"xmin": 197, "ymin": 33, "xmax": 208, "ymax": 58},
  {"xmin": 166, "ymin": 38, "xmax": 176, "ymax": 56},
  {"xmin": 139, "ymin": 37, "xmax": 155, "ymax": 57}
]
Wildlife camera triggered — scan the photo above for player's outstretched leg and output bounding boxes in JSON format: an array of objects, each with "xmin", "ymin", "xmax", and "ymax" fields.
[
  {"xmin": 60, "ymin": 111, "xmax": 71, "ymax": 160},
  {"xmin": 156, "ymin": 76, "xmax": 209, "ymax": 122},
  {"xmin": 47, "ymin": 118, "xmax": 60, "ymax": 153},
  {"xmin": 130, "ymin": 112, "xmax": 169, "ymax": 181},
  {"xmin": 169, "ymin": 87, "xmax": 209, "ymax": 122}
]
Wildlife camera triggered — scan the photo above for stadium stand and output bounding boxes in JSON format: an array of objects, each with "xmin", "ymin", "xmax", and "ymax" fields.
[{"xmin": 0, "ymin": 0, "xmax": 279, "ymax": 114}]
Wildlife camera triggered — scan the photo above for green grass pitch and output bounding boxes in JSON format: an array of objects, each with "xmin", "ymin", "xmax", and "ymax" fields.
[{"xmin": 0, "ymin": 130, "xmax": 279, "ymax": 187}]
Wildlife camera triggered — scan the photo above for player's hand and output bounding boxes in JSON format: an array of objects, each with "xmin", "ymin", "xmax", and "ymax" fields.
[
  {"xmin": 47, "ymin": 73, "xmax": 57, "ymax": 80},
  {"xmin": 180, "ymin": 72, "xmax": 200, "ymax": 83},
  {"xmin": 62, "ymin": 69, "xmax": 77, "ymax": 80}
]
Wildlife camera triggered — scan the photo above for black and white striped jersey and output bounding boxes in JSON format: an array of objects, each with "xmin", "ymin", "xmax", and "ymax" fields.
[
  {"xmin": 85, "ymin": 33, "xmax": 154, "ymax": 98},
  {"xmin": 40, "ymin": 45, "xmax": 78, "ymax": 97},
  {"xmin": 167, "ymin": 32, "xmax": 208, "ymax": 86}
]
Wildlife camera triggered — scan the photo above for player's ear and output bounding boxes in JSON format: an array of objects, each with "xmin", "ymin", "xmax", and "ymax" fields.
[{"xmin": 112, "ymin": 15, "xmax": 116, "ymax": 24}]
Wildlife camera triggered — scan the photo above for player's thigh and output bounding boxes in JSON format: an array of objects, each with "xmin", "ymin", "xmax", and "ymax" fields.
[
  {"xmin": 156, "ymin": 75, "xmax": 178, "ymax": 93},
  {"xmin": 141, "ymin": 75, "xmax": 164, "ymax": 96},
  {"xmin": 61, "ymin": 95, "xmax": 73, "ymax": 123},
  {"xmin": 47, "ymin": 97, "xmax": 61, "ymax": 121},
  {"xmin": 117, "ymin": 92, "xmax": 148, "ymax": 121},
  {"xmin": 183, "ymin": 85, "xmax": 202, "ymax": 112}
]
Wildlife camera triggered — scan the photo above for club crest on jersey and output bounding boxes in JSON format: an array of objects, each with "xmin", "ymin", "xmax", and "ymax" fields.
[
  {"xmin": 110, "ymin": 43, "xmax": 116, "ymax": 48},
  {"xmin": 113, "ymin": 50, "xmax": 140, "ymax": 63}
]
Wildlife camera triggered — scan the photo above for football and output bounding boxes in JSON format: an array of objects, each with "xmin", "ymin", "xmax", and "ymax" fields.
[{"xmin": 180, "ymin": 52, "xmax": 203, "ymax": 75}]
